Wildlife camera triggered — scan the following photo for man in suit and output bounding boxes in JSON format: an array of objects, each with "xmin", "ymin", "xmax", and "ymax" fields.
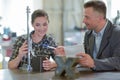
[{"xmin": 76, "ymin": 0, "xmax": 120, "ymax": 71}]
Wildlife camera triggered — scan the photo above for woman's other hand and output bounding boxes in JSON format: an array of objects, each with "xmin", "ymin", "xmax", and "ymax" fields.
[{"xmin": 54, "ymin": 46, "xmax": 65, "ymax": 56}]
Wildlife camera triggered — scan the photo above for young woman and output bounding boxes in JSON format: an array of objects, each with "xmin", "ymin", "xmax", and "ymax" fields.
[{"xmin": 8, "ymin": 9, "xmax": 57, "ymax": 71}]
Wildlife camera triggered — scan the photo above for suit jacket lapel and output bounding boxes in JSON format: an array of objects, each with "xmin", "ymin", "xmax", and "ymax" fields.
[
  {"xmin": 97, "ymin": 20, "xmax": 113, "ymax": 58},
  {"xmin": 89, "ymin": 34, "xmax": 95, "ymax": 58},
  {"xmin": 97, "ymin": 34, "xmax": 109, "ymax": 57}
]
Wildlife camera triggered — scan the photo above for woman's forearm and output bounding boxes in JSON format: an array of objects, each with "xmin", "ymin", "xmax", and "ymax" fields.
[{"xmin": 8, "ymin": 56, "xmax": 22, "ymax": 69}]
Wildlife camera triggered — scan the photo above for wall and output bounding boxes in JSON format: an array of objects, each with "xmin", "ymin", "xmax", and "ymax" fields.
[
  {"xmin": 42, "ymin": 0, "xmax": 84, "ymax": 45},
  {"xmin": 0, "ymin": 0, "xmax": 34, "ymax": 36},
  {"xmin": 0, "ymin": 0, "xmax": 117, "ymax": 45}
]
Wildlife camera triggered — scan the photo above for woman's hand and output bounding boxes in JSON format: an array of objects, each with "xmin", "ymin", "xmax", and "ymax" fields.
[
  {"xmin": 18, "ymin": 41, "xmax": 28, "ymax": 59},
  {"xmin": 54, "ymin": 46, "xmax": 65, "ymax": 56},
  {"xmin": 43, "ymin": 58, "xmax": 57, "ymax": 70}
]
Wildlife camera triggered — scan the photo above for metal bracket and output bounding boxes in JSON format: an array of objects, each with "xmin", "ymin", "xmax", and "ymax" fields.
[{"xmin": 55, "ymin": 56, "xmax": 79, "ymax": 78}]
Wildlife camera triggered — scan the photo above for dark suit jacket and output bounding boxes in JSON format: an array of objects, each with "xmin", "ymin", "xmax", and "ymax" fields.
[{"xmin": 84, "ymin": 20, "xmax": 120, "ymax": 71}]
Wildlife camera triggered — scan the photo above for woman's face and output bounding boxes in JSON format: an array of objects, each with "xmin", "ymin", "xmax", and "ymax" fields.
[{"xmin": 32, "ymin": 16, "xmax": 48, "ymax": 37}]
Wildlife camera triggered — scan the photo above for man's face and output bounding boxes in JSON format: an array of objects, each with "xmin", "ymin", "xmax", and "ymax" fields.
[{"xmin": 83, "ymin": 7, "xmax": 100, "ymax": 30}]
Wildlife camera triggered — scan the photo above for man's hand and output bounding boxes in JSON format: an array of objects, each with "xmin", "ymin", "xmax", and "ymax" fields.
[{"xmin": 76, "ymin": 53, "xmax": 95, "ymax": 68}]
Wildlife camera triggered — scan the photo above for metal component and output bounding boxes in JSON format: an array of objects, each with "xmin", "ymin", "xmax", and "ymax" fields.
[
  {"xmin": 26, "ymin": 6, "xmax": 32, "ymax": 72},
  {"xmin": 55, "ymin": 56, "xmax": 79, "ymax": 78}
]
